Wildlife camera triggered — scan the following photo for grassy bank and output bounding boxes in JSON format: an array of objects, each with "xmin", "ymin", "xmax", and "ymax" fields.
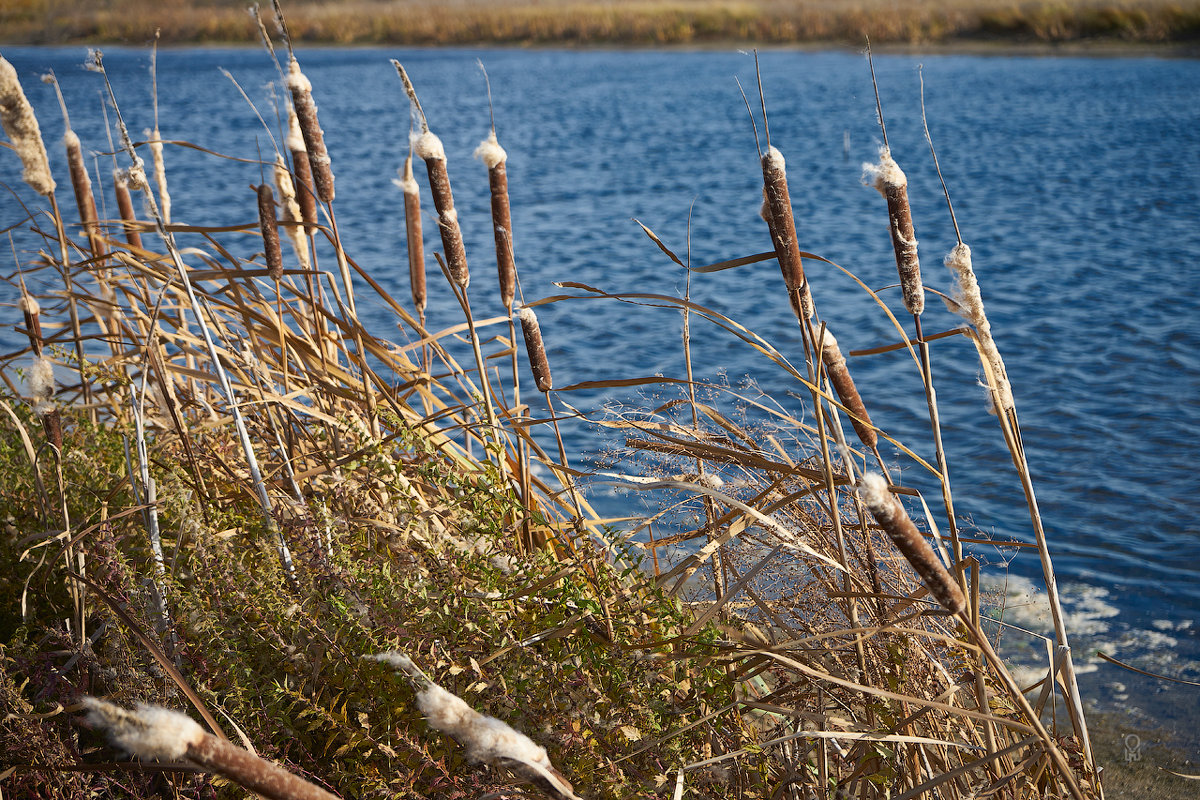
[
  {"xmin": 0, "ymin": 11, "xmax": 1106, "ymax": 797},
  {"xmin": 2, "ymin": 0, "xmax": 1200, "ymax": 47}
]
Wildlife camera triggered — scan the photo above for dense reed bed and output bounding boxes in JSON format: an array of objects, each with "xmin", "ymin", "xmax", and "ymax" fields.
[
  {"xmin": 3, "ymin": 0, "xmax": 1200, "ymax": 47},
  {"xmin": 0, "ymin": 21, "xmax": 1103, "ymax": 800}
]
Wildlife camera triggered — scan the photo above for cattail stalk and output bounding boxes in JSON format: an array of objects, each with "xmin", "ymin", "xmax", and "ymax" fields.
[
  {"xmin": 256, "ymin": 183, "xmax": 283, "ymax": 281},
  {"xmin": 475, "ymin": 130, "xmax": 515, "ymax": 310},
  {"xmin": 760, "ymin": 146, "xmax": 813, "ymax": 320},
  {"xmin": 0, "ymin": 56, "xmax": 55, "ymax": 196},
  {"xmin": 286, "ymin": 105, "xmax": 318, "ymax": 226},
  {"xmin": 394, "ymin": 155, "xmax": 426, "ymax": 317},
  {"xmin": 945, "ymin": 243, "xmax": 1014, "ymax": 413},
  {"xmin": 286, "ymin": 58, "xmax": 333, "ymax": 203},
  {"xmin": 864, "ymin": 147, "xmax": 923, "ymax": 315},
  {"xmin": 858, "ymin": 473, "xmax": 965, "ymax": 614},
  {"xmin": 819, "ymin": 329, "xmax": 877, "ymax": 450},
  {"xmin": 83, "ymin": 699, "xmax": 338, "ymax": 800},
  {"xmin": 113, "ymin": 168, "xmax": 143, "ymax": 249}
]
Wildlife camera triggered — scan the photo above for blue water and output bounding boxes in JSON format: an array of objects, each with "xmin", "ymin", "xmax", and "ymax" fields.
[{"xmin": 3, "ymin": 46, "xmax": 1199, "ymax": 745}]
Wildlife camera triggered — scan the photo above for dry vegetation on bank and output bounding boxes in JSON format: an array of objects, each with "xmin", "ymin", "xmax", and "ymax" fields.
[
  {"xmin": 2, "ymin": 0, "xmax": 1200, "ymax": 47},
  {"xmin": 0, "ymin": 7, "xmax": 1106, "ymax": 797}
]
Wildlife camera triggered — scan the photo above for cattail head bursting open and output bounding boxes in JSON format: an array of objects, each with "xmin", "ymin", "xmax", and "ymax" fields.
[
  {"xmin": 475, "ymin": 130, "xmax": 516, "ymax": 310},
  {"xmin": 18, "ymin": 293, "xmax": 42, "ymax": 348},
  {"xmin": 256, "ymin": 183, "xmax": 283, "ymax": 281},
  {"xmin": 113, "ymin": 168, "xmax": 143, "ymax": 249},
  {"xmin": 857, "ymin": 473, "xmax": 965, "ymax": 614},
  {"xmin": 414, "ymin": 129, "xmax": 469, "ymax": 289},
  {"xmin": 286, "ymin": 57, "xmax": 334, "ymax": 203},
  {"xmin": 517, "ymin": 306, "xmax": 552, "ymax": 393},
  {"xmin": 146, "ymin": 128, "xmax": 171, "ymax": 225},
  {"xmin": 0, "ymin": 55, "xmax": 55, "ymax": 196},
  {"xmin": 944, "ymin": 242, "xmax": 1015, "ymax": 413},
  {"xmin": 286, "ymin": 104, "xmax": 318, "ymax": 225},
  {"xmin": 760, "ymin": 146, "xmax": 814, "ymax": 320},
  {"xmin": 393, "ymin": 155, "xmax": 426, "ymax": 314},
  {"xmin": 819, "ymin": 329, "xmax": 877, "ymax": 449},
  {"xmin": 863, "ymin": 147, "xmax": 923, "ymax": 315}
]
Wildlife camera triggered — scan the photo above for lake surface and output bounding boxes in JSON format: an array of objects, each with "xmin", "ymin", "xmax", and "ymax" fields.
[{"xmin": 2, "ymin": 46, "xmax": 1199, "ymax": 751}]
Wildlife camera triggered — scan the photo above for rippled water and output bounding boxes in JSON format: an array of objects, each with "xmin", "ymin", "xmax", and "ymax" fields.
[{"xmin": 3, "ymin": 46, "xmax": 1199, "ymax": 745}]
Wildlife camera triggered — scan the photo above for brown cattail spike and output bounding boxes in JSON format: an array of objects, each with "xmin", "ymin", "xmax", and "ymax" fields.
[
  {"xmin": 858, "ymin": 473, "xmax": 965, "ymax": 614},
  {"xmin": 517, "ymin": 306, "xmax": 552, "ymax": 393},
  {"xmin": 760, "ymin": 146, "xmax": 814, "ymax": 320},
  {"xmin": 0, "ymin": 56, "xmax": 55, "ymax": 196},
  {"xmin": 394, "ymin": 155, "xmax": 426, "ymax": 314},
  {"xmin": 256, "ymin": 183, "xmax": 283, "ymax": 281},
  {"xmin": 819, "ymin": 329, "xmax": 877, "ymax": 449},
  {"xmin": 286, "ymin": 58, "xmax": 334, "ymax": 203},
  {"xmin": 865, "ymin": 147, "xmax": 924, "ymax": 315},
  {"xmin": 414, "ymin": 130, "xmax": 469, "ymax": 289},
  {"xmin": 475, "ymin": 130, "xmax": 516, "ymax": 310},
  {"xmin": 113, "ymin": 168, "xmax": 143, "ymax": 249},
  {"xmin": 286, "ymin": 105, "xmax": 318, "ymax": 225},
  {"xmin": 63, "ymin": 130, "xmax": 102, "ymax": 250}
]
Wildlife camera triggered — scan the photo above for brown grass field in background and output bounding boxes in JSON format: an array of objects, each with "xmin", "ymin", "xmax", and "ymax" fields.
[{"xmin": 2, "ymin": 0, "xmax": 1200, "ymax": 47}]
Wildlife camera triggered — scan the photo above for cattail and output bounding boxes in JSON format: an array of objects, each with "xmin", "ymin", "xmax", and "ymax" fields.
[
  {"xmin": 285, "ymin": 58, "xmax": 334, "ymax": 203},
  {"xmin": 858, "ymin": 473, "xmax": 965, "ymax": 614},
  {"xmin": 475, "ymin": 130, "xmax": 515, "ymax": 310},
  {"xmin": 286, "ymin": 105, "xmax": 318, "ymax": 226},
  {"xmin": 945, "ymin": 243, "xmax": 1014, "ymax": 413},
  {"xmin": 413, "ymin": 130, "xmax": 469, "ymax": 289},
  {"xmin": 28, "ymin": 353, "xmax": 61, "ymax": 451},
  {"xmin": 256, "ymin": 183, "xmax": 283, "ymax": 281},
  {"xmin": 760, "ymin": 146, "xmax": 814, "ymax": 320},
  {"xmin": 864, "ymin": 147, "xmax": 923, "ymax": 315},
  {"xmin": 0, "ymin": 55, "xmax": 55, "ymax": 196},
  {"xmin": 392, "ymin": 155, "xmax": 426, "ymax": 314},
  {"xmin": 819, "ymin": 329, "xmax": 877, "ymax": 449},
  {"xmin": 18, "ymin": 294, "xmax": 42, "ymax": 354},
  {"xmin": 146, "ymin": 128, "xmax": 171, "ymax": 224},
  {"xmin": 113, "ymin": 168, "xmax": 143, "ymax": 249},
  {"xmin": 82, "ymin": 699, "xmax": 338, "ymax": 800},
  {"xmin": 273, "ymin": 154, "xmax": 309, "ymax": 270},
  {"xmin": 517, "ymin": 306, "xmax": 552, "ymax": 392},
  {"xmin": 63, "ymin": 130, "xmax": 103, "ymax": 249}
]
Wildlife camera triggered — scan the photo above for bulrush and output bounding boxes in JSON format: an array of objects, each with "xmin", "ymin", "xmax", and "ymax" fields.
[
  {"xmin": 517, "ymin": 306, "xmax": 552, "ymax": 393},
  {"xmin": 146, "ymin": 128, "xmax": 171, "ymax": 224},
  {"xmin": 256, "ymin": 183, "xmax": 283, "ymax": 281},
  {"xmin": 394, "ymin": 61, "xmax": 470, "ymax": 289},
  {"xmin": 21, "ymin": 292, "xmax": 61, "ymax": 451},
  {"xmin": 286, "ymin": 57, "xmax": 334, "ymax": 203},
  {"xmin": 864, "ymin": 147, "xmax": 924, "ymax": 315},
  {"xmin": 857, "ymin": 473, "xmax": 965, "ymax": 614},
  {"xmin": 82, "ymin": 699, "xmax": 338, "ymax": 800},
  {"xmin": 0, "ymin": 55, "xmax": 55, "ymax": 196},
  {"xmin": 944, "ymin": 243, "xmax": 1014, "ymax": 413},
  {"xmin": 273, "ymin": 153, "xmax": 309, "ymax": 270},
  {"xmin": 63, "ymin": 129, "xmax": 104, "ymax": 254},
  {"xmin": 393, "ymin": 154, "xmax": 426, "ymax": 315},
  {"xmin": 760, "ymin": 146, "xmax": 813, "ymax": 320},
  {"xmin": 475, "ymin": 130, "xmax": 516, "ymax": 310},
  {"xmin": 286, "ymin": 105, "xmax": 318, "ymax": 225},
  {"xmin": 819, "ymin": 329, "xmax": 877, "ymax": 449},
  {"xmin": 113, "ymin": 168, "xmax": 143, "ymax": 249}
]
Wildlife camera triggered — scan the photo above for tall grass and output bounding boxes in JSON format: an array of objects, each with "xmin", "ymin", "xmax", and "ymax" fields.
[{"xmin": 0, "ymin": 30, "xmax": 1103, "ymax": 800}]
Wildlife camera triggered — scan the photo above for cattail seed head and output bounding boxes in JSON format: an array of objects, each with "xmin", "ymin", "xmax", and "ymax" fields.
[
  {"xmin": 517, "ymin": 306, "xmax": 552, "ymax": 392},
  {"xmin": 256, "ymin": 183, "xmax": 283, "ymax": 281},
  {"xmin": 273, "ymin": 154, "xmax": 309, "ymax": 271},
  {"xmin": 819, "ymin": 330, "xmax": 877, "ymax": 449},
  {"xmin": 18, "ymin": 294, "xmax": 42, "ymax": 346},
  {"xmin": 286, "ymin": 104, "xmax": 318, "ymax": 225},
  {"xmin": 30, "ymin": 356, "xmax": 54, "ymax": 401},
  {"xmin": 415, "ymin": 129, "xmax": 469, "ymax": 288},
  {"xmin": 0, "ymin": 56, "xmax": 55, "ymax": 196},
  {"xmin": 113, "ymin": 168, "xmax": 143, "ymax": 249},
  {"xmin": 858, "ymin": 473, "xmax": 965, "ymax": 614},
  {"xmin": 944, "ymin": 243, "xmax": 1014, "ymax": 413},
  {"xmin": 863, "ymin": 147, "xmax": 923, "ymax": 315},
  {"xmin": 146, "ymin": 128, "xmax": 171, "ymax": 224},
  {"xmin": 286, "ymin": 57, "xmax": 334, "ymax": 203},
  {"xmin": 394, "ymin": 155, "xmax": 426, "ymax": 314},
  {"xmin": 761, "ymin": 146, "xmax": 814, "ymax": 320},
  {"xmin": 476, "ymin": 131, "xmax": 516, "ymax": 310}
]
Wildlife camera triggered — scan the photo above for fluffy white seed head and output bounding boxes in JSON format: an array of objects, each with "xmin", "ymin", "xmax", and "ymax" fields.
[
  {"xmin": 29, "ymin": 356, "xmax": 53, "ymax": 401},
  {"xmin": 763, "ymin": 145, "xmax": 785, "ymax": 172},
  {"xmin": 285, "ymin": 105, "xmax": 306, "ymax": 152},
  {"xmin": 857, "ymin": 473, "xmax": 896, "ymax": 520},
  {"xmin": 0, "ymin": 55, "xmax": 56, "ymax": 195},
  {"xmin": 417, "ymin": 682, "xmax": 550, "ymax": 768},
  {"xmin": 393, "ymin": 163, "xmax": 419, "ymax": 195},
  {"xmin": 82, "ymin": 698, "xmax": 205, "ymax": 761},
  {"xmin": 862, "ymin": 146, "xmax": 907, "ymax": 197},
  {"xmin": 18, "ymin": 294, "xmax": 39, "ymax": 316},
  {"xmin": 473, "ymin": 130, "xmax": 507, "ymax": 168},
  {"xmin": 285, "ymin": 58, "xmax": 311, "ymax": 93},
  {"xmin": 414, "ymin": 130, "xmax": 445, "ymax": 162},
  {"xmin": 62, "ymin": 129, "xmax": 79, "ymax": 149},
  {"xmin": 517, "ymin": 305, "xmax": 538, "ymax": 328}
]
